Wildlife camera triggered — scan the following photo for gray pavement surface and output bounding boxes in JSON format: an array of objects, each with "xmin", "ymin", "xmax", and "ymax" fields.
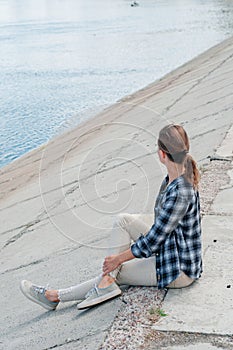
[
  {"xmin": 160, "ymin": 344, "xmax": 227, "ymax": 350},
  {"xmin": 1, "ymin": 36, "xmax": 233, "ymax": 349}
]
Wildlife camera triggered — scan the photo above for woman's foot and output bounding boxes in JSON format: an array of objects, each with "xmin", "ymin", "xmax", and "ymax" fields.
[
  {"xmin": 77, "ymin": 275, "xmax": 121, "ymax": 310},
  {"xmin": 20, "ymin": 280, "xmax": 59, "ymax": 311},
  {"xmin": 97, "ymin": 275, "xmax": 115, "ymax": 288},
  {"xmin": 45, "ymin": 289, "xmax": 59, "ymax": 302}
]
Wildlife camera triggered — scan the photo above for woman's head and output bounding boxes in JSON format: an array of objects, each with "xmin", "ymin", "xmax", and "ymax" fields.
[{"xmin": 158, "ymin": 124, "xmax": 200, "ymax": 189}]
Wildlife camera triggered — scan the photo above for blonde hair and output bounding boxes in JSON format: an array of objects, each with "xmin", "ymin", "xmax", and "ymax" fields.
[{"xmin": 158, "ymin": 124, "xmax": 200, "ymax": 190}]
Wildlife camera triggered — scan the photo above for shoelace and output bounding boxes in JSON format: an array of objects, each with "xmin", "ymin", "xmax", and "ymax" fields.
[
  {"xmin": 33, "ymin": 284, "xmax": 49, "ymax": 295},
  {"xmin": 85, "ymin": 284, "xmax": 99, "ymax": 298}
]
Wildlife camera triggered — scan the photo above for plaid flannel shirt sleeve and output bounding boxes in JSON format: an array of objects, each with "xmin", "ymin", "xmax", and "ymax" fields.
[{"xmin": 131, "ymin": 187, "xmax": 189, "ymax": 258}]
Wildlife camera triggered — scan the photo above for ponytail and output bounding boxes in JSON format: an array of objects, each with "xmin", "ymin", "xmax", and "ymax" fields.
[
  {"xmin": 158, "ymin": 124, "xmax": 200, "ymax": 190},
  {"xmin": 184, "ymin": 154, "xmax": 200, "ymax": 190}
]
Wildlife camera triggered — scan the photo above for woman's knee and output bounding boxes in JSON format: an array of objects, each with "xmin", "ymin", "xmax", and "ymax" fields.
[{"xmin": 113, "ymin": 213, "xmax": 133, "ymax": 228}]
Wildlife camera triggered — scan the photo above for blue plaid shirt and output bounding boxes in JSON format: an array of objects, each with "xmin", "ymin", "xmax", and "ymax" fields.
[{"xmin": 131, "ymin": 175, "xmax": 202, "ymax": 289}]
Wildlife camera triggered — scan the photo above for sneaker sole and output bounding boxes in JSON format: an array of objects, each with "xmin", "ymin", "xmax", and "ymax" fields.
[
  {"xmin": 20, "ymin": 281, "xmax": 57, "ymax": 311},
  {"xmin": 77, "ymin": 289, "xmax": 121, "ymax": 310}
]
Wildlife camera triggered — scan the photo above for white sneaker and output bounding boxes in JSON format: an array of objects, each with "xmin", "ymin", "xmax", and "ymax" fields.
[
  {"xmin": 77, "ymin": 282, "xmax": 121, "ymax": 310},
  {"xmin": 20, "ymin": 280, "xmax": 59, "ymax": 311}
]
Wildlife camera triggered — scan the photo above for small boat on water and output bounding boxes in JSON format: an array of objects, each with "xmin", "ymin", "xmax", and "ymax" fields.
[{"xmin": 131, "ymin": 1, "xmax": 139, "ymax": 7}]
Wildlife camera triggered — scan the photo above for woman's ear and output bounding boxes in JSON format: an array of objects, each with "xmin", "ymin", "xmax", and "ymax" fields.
[{"xmin": 158, "ymin": 149, "xmax": 166, "ymax": 162}]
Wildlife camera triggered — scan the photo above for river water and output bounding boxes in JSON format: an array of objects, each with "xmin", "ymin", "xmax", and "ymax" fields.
[{"xmin": 1, "ymin": 0, "xmax": 233, "ymax": 168}]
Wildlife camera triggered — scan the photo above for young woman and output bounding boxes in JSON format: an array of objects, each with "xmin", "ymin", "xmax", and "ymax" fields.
[{"xmin": 20, "ymin": 124, "xmax": 202, "ymax": 310}]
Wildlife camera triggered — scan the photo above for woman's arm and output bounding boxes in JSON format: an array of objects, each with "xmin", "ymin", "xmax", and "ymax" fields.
[
  {"xmin": 103, "ymin": 187, "xmax": 190, "ymax": 275},
  {"xmin": 131, "ymin": 189, "xmax": 189, "ymax": 259},
  {"xmin": 102, "ymin": 248, "xmax": 135, "ymax": 276}
]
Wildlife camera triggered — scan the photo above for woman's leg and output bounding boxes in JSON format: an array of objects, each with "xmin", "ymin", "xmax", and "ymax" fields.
[
  {"xmin": 115, "ymin": 258, "xmax": 194, "ymax": 288},
  {"xmin": 116, "ymin": 256, "xmax": 157, "ymax": 286},
  {"xmin": 108, "ymin": 213, "xmax": 153, "ymax": 254},
  {"xmin": 107, "ymin": 213, "xmax": 153, "ymax": 279},
  {"xmin": 47, "ymin": 213, "xmax": 154, "ymax": 302},
  {"xmin": 107, "ymin": 214, "xmax": 193, "ymax": 288},
  {"xmin": 46, "ymin": 266, "xmax": 194, "ymax": 303},
  {"xmin": 56, "ymin": 276, "xmax": 101, "ymax": 302},
  {"xmin": 115, "ymin": 261, "xmax": 194, "ymax": 289}
]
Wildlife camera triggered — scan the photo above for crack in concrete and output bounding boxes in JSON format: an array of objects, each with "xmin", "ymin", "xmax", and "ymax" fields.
[
  {"xmin": 0, "ymin": 257, "xmax": 47, "ymax": 276},
  {"xmin": 208, "ymin": 211, "xmax": 233, "ymax": 216},
  {"xmin": 42, "ymin": 328, "xmax": 108, "ymax": 349},
  {"xmin": 39, "ymin": 182, "xmax": 138, "ymax": 223},
  {"xmin": 1, "ymin": 223, "xmax": 32, "ymax": 237},
  {"xmin": 0, "ymin": 208, "xmax": 50, "ymax": 249},
  {"xmin": 142, "ymin": 55, "xmax": 232, "ymax": 104},
  {"xmin": 190, "ymin": 127, "xmax": 221, "ymax": 141},
  {"xmin": 171, "ymin": 103, "xmax": 233, "ymax": 122},
  {"xmin": 3, "ymin": 227, "xmax": 35, "ymax": 248},
  {"xmin": 0, "ymin": 234, "xmax": 109, "ymax": 275},
  {"xmin": 0, "ymin": 174, "xmax": 137, "ymax": 240},
  {"xmin": 0, "ymin": 211, "xmax": 50, "ymax": 238},
  {"xmin": 1, "ymin": 219, "xmax": 41, "ymax": 249},
  {"xmin": 176, "ymin": 90, "xmax": 233, "ymax": 114},
  {"xmin": 162, "ymin": 52, "xmax": 233, "ymax": 115},
  {"xmin": 40, "ymin": 148, "xmax": 157, "ymax": 207},
  {"xmin": 205, "ymin": 91, "xmax": 233, "ymax": 105},
  {"xmin": 220, "ymin": 184, "xmax": 233, "ymax": 190},
  {"xmin": 203, "ymin": 244, "xmax": 211, "ymax": 257},
  {"xmin": 209, "ymin": 155, "xmax": 233, "ymax": 162},
  {"xmin": 198, "ymin": 80, "xmax": 233, "ymax": 96},
  {"xmin": 0, "ymin": 178, "xmax": 80, "ymax": 213},
  {"xmin": 120, "ymin": 69, "xmax": 193, "ymax": 106},
  {"xmin": 208, "ymin": 65, "xmax": 233, "ymax": 81}
]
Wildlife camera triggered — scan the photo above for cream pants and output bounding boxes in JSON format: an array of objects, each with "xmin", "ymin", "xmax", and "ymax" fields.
[{"xmin": 58, "ymin": 213, "xmax": 194, "ymax": 302}]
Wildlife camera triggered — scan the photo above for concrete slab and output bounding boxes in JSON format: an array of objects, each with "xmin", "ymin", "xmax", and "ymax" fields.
[
  {"xmin": 211, "ymin": 186, "xmax": 233, "ymax": 214},
  {"xmin": 211, "ymin": 159, "xmax": 233, "ymax": 215},
  {"xmin": 153, "ymin": 215, "xmax": 233, "ymax": 335},
  {"xmin": 160, "ymin": 344, "xmax": 226, "ymax": 350},
  {"xmin": 216, "ymin": 124, "xmax": 233, "ymax": 158}
]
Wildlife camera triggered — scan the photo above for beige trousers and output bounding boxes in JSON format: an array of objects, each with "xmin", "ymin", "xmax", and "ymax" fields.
[{"xmin": 58, "ymin": 213, "xmax": 194, "ymax": 302}]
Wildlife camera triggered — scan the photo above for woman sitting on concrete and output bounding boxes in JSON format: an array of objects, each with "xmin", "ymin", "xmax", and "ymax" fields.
[{"xmin": 20, "ymin": 124, "xmax": 202, "ymax": 310}]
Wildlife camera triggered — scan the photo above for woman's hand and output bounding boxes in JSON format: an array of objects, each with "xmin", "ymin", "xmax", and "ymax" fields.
[
  {"xmin": 102, "ymin": 254, "xmax": 121, "ymax": 276},
  {"xmin": 102, "ymin": 249, "xmax": 135, "ymax": 276}
]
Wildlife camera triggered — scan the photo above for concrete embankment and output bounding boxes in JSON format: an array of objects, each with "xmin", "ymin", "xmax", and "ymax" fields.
[{"xmin": 0, "ymin": 36, "xmax": 233, "ymax": 349}]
